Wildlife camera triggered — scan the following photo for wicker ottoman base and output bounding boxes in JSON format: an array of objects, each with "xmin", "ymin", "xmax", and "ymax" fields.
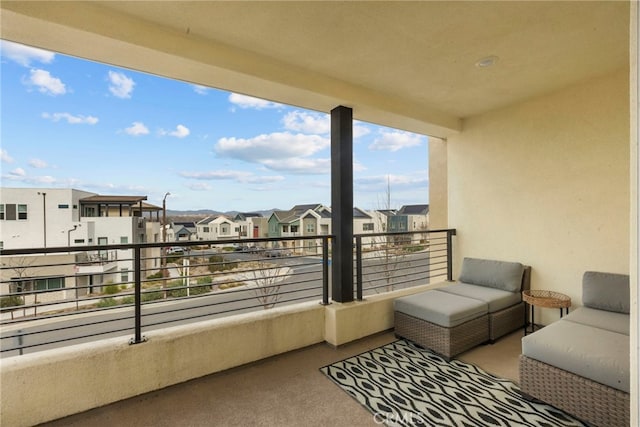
[
  {"xmin": 394, "ymin": 311, "xmax": 489, "ymax": 361},
  {"xmin": 519, "ymin": 355, "xmax": 630, "ymax": 427},
  {"xmin": 489, "ymin": 302, "xmax": 525, "ymax": 341}
]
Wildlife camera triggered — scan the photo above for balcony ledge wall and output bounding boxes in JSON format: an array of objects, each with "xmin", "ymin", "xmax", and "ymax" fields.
[{"xmin": 0, "ymin": 284, "xmax": 440, "ymax": 427}]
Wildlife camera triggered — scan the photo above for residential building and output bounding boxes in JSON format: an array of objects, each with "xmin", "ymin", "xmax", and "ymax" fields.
[
  {"xmin": 387, "ymin": 204, "xmax": 429, "ymax": 245},
  {"xmin": 195, "ymin": 216, "xmax": 238, "ymax": 241},
  {"xmin": 0, "ymin": 188, "xmax": 162, "ymax": 298},
  {"xmin": 168, "ymin": 221, "xmax": 197, "ymax": 241},
  {"xmin": 233, "ymin": 212, "xmax": 268, "ymax": 239}
]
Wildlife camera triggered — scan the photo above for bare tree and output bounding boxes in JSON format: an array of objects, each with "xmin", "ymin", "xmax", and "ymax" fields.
[
  {"xmin": 1, "ymin": 257, "xmax": 38, "ymax": 318},
  {"xmin": 364, "ymin": 175, "xmax": 410, "ymax": 293},
  {"xmin": 245, "ymin": 261, "xmax": 288, "ymax": 309}
]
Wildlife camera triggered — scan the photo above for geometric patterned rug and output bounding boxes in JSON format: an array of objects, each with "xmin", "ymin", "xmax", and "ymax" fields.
[{"xmin": 320, "ymin": 340, "xmax": 587, "ymax": 427}]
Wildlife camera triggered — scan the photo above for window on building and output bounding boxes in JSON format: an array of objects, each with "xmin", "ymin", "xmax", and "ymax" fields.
[
  {"xmin": 9, "ymin": 277, "xmax": 64, "ymax": 292},
  {"xmin": 291, "ymin": 225, "xmax": 298, "ymax": 233},
  {"xmin": 31, "ymin": 277, "xmax": 64, "ymax": 291},
  {"xmin": 120, "ymin": 236, "xmax": 128, "ymax": 244},
  {"xmin": 121, "ymin": 268, "xmax": 129, "ymax": 283},
  {"xmin": 17, "ymin": 204, "xmax": 27, "ymax": 220},
  {"xmin": 306, "ymin": 223, "xmax": 315, "ymax": 233},
  {"xmin": 58, "ymin": 204, "xmax": 69, "ymax": 209},
  {"xmin": 0, "ymin": 204, "xmax": 4, "ymax": 220},
  {"xmin": 363, "ymin": 223, "xmax": 374, "ymax": 231},
  {"xmin": 203, "ymin": 226, "xmax": 210, "ymax": 233},
  {"xmin": 283, "ymin": 225, "xmax": 289, "ymax": 232},
  {"xmin": 221, "ymin": 224, "xmax": 229, "ymax": 234},
  {"xmin": 74, "ymin": 239, "xmax": 85, "ymax": 244}
]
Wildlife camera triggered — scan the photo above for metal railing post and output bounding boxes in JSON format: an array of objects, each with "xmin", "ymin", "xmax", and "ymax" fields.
[
  {"xmin": 321, "ymin": 237, "xmax": 329, "ymax": 305},
  {"xmin": 130, "ymin": 245, "xmax": 144, "ymax": 344},
  {"xmin": 355, "ymin": 236, "xmax": 363, "ymax": 301},
  {"xmin": 446, "ymin": 229, "xmax": 456, "ymax": 281}
]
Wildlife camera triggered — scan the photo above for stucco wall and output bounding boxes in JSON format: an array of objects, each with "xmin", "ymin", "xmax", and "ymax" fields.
[
  {"xmin": 448, "ymin": 69, "xmax": 630, "ymax": 324},
  {"xmin": 2, "ymin": 288, "xmax": 433, "ymax": 427},
  {"xmin": 0, "ymin": 302, "xmax": 326, "ymax": 427}
]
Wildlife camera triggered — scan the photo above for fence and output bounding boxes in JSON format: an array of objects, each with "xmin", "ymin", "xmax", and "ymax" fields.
[{"xmin": 1, "ymin": 230, "xmax": 455, "ymax": 356}]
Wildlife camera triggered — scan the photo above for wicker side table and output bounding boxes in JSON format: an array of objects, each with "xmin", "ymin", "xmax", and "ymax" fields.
[{"xmin": 522, "ymin": 290, "xmax": 571, "ymax": 335}]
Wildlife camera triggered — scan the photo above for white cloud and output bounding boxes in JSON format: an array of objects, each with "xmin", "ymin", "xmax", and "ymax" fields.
[
  {"xmin": 1, "ymin": 149, "xmax": 14, "ymax": 163},
  {"xmin": 108, "ymin": 70, "xmax": 135, "ymax": 99},
  {"xmin": 192, "ymin": 85, "xmax": 209, "ymax": 95},
  {"xmin": 181, "ymin": 170, "xmax": 251, "ymax": 181},
  {"xmin": 261, "ymin": 158, "xmax": 331, "ymax": 174},
  {"xmin": 282, "ymin": 111, "xmax": 371, "ymax": 139},
  {"xmin": 0, "ymin": 40, "xmax": 55, "ymax": 66},
  {"xmin": 282, "ymin": 111, "xmax": 330, "ymax": 134},
  {"xmin": 24, "ymin": 69, "xmax": 66, "ymax": 95},
  {"xmin": 160, "ymin": 124, "xmax": 190, "ymax": 138},
  {"xmin": 124, "ymin": 122, "xmax": 150, "ymax": 136},
  {"xmin": 355, "ymin": 173, "xmax": 428, "ymax": 192},
  {"xmin": 353, "ymin": 122, "xmax": 372, "ymax": 139},
  {"xmin": 9, "ymin": 168, "xmax": 26, "ymax": 177},
  {"xmin": 29, "ymin": 159, "xmax": 48, "ymax": 169},
  {"xmin": 228, "ymin": 93, "xmax": 281, "ymax": 110},
  {"xmin": 215, "ymin": 132, "xmax": 329, "ymax": 163},
  {"xmin": 187, "ymin": 182, "xmax": 212, "ymax": 191},
  {"xmin": 42, "ymin": 112, "xmax": 99, "ymax": 125},
  {"xmin": 180, "ymin": 170, "xmax": 285, "ymax": 185},
  {"xmin": 368, "ymin": 130, "xmax": 425, "ymax": 152}
]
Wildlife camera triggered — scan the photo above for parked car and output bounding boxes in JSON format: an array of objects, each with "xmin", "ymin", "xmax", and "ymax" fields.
[{"xmin": 166, "ymin": 246, "xmax": 185, "ymax": 255}]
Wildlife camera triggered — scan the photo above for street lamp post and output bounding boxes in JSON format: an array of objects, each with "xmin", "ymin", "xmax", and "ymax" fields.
[
  {"xmin": 162, "ymin": 192, "xmax": 171, "ymax": 245},
  {"xmin": 161, "ymin": 192, "xmax": 171, "ymax": 298}
]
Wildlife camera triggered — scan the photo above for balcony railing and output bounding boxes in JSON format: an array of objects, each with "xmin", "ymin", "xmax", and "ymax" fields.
[{"xmin": 0, "ymin": 229, "xmax": 455, "ymax": 357}]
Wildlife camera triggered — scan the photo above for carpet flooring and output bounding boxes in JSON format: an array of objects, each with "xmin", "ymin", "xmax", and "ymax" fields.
[{"xmin": 320, "ymin": 339, "xmax": 586, "ymax": 427}]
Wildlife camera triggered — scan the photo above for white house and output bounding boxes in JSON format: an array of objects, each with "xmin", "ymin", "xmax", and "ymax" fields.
[
  {"xmin": 195, "ymin": 216, "xmax": 238, "ymax": 241},
  {"xmin": 1, "ymin": 188, "xmax": 162, "ymax": 300}
]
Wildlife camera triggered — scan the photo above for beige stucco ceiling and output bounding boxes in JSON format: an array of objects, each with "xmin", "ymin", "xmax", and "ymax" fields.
[{"xmin": 0, "ymin": 1, "xmax": 630, "ymax": 137}]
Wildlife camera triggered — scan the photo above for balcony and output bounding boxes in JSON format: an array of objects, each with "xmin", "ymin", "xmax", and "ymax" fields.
[
  {"xmin": 1, "ymin": 231, "xmax": 458, "ymax": 425},
  {"xmin": 0, "ymin": 2, "xmax": 636, "ymax": 426},
  {"xmin": 37, "ymin": 329, "xmax": 523, "ymax": 427}
]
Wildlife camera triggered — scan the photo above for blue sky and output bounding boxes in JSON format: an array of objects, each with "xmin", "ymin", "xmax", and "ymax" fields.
[{"xmin": 1, "ymin": 40, "xmax": 429, "ymax": 212}]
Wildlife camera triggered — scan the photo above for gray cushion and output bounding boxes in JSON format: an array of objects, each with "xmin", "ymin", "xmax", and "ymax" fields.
[
  {"xmin": 458, "ymin": 257, "xmax": 525, "ymax": 293},
  {"xmin": 522, "ymin": 320, "xmax": 629, "ymax": 393},
  {"xmin": 582, "ymin": 271, "xmax": 630, "ymax": 314},
  {"xmin": 437, "ymin": 283, "xmax": 521, "ymax": 313},
  {"xmin": 394, "ymin": 290, "xmax": 487, "ymax": 328},
  {"xmin": 563, "ymin": 307, "xmax": 630, "ymax": 335}
]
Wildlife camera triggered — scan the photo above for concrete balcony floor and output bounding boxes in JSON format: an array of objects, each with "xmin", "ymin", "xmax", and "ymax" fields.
[{"xmin": 40, "ymin": 330, "xmax": 523, "ymax": 427}]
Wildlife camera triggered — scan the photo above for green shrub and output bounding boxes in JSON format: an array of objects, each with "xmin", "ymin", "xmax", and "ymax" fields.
[
  {"xmin": 146, "ymin": 271, "xmax": 163, "ymax": 280},
  {"xmin": 197, "ymin": 276, "xmax": 212, "ymax": 284},
  {"xmin": 97, "ymin": 297, "xmax": 118, "ymax": 308},
  {"xmin": 141, "ymin": 289, "xmax": 164, "ymax": 302},
  {"xmin": 103, "ymin": 284, "xmax": 120, "ymax": 295},
  {"xmin": 0, "ymin": 295, "xmax": 24, "ymax": 308},
  {"xmin": 190, "ymin": 284, "xmax": 212, "ymax": 295},
  {"xmin": 121, "ymin": 296, "xmax": 135, "ymax": 305}
]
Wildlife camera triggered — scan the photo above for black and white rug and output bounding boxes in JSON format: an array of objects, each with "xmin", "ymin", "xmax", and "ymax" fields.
[{"xmin": 320, "ymin": 340, "xmax": 586, "ymax": 427}]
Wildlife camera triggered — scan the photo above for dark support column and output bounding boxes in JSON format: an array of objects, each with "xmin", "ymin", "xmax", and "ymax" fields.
[{"xmin": 331, "ymin": 106, "xmax": 354, "ymax": 303}]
